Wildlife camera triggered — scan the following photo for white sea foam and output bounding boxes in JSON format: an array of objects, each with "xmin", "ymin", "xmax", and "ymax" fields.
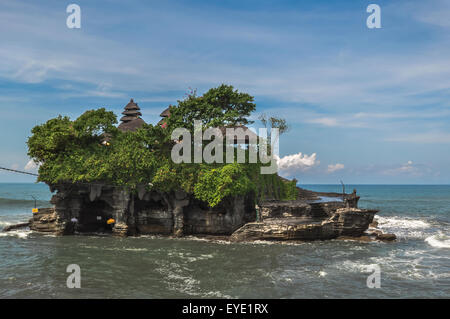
[
  {"xmin": 376, "ymin": 216, "xmax": 432, "ymax": 239},
  {"xmin": 0, "ymin": 221, "xmax": 12, "ymax": 227},
  {"xmin": 0, "ymin": 217, "xmax": 32, "ymax": 229},
  {"xmin": 337, "ymin": 257, "xmax": 432, "ymax": 280},
  {"xmin": 376, "ymin": 216, "xmax": 430, "ymax": 229},
  {"xmin": 167, "ymin": 251, "xmax": 215, "ymax": 262},
  {"xmin": 425, "ymin": 233, "xmax": 450, "ymax": 249},
  {"xmin": 155, "ymin": 260, "xmax": 233, "ymax": 298},
  {"xmin": 80, "ymin": 245, "xmax": 149, "ymax": 252},
  {"xmin": 0, "ymin": 229, "xmax": 31, "ymax": 239}
]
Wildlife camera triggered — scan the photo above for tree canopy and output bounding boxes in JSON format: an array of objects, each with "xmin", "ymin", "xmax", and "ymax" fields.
[{"xmin": 27, "ymin": 85, "xmax": 297, "ymax": 207}]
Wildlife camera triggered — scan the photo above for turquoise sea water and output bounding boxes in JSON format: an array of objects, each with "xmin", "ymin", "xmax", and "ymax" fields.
[{"xmin": 0, "ymin": 183, "xmax": 449, "ymax": 298}]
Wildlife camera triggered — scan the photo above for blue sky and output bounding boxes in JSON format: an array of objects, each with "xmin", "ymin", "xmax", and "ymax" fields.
[{"xmin": 1, "ymin": 0, "xmax": 450, "ymax": 184}]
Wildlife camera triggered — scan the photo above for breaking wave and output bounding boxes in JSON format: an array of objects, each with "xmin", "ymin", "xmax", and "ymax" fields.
[
  {"xmin": 375, "ymin": 216, "xmax": 433, "ymax": 239},
  {"xmin": 0, "ymin": 221, "xmax": 12, "ymax": 227},
  {"xmin": 0, "ymin": 229, "xmax": 31, "ymax": 239},
  {"xmin": 376, "ymin": 215, "xmax": 450, "ymax": 249},
  {"xmin": 376, "ymin": 216, "xmax": 430, "ymax": 229},
  {"xmin": 425, "ymin": 233, "xmax": 450, "ymax": 249}
]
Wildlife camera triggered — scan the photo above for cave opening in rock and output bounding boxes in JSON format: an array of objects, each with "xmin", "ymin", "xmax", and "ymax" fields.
[
  {"xmin": 133, "ymin": 197, "xmax": 172, "ymax": 235},
  {"xmin": 77, "ymin": 199, "xmax": 114, "ymax": 233},
  {"xmin": 134, "ymin": 197, "xmax": 167, "ymax": 212}
]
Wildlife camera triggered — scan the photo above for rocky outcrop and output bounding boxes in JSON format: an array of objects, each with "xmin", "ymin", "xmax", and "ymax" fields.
[
  {"xmin": 42, "ymin": 184, "xmax": 255, "ymax": 237},
  {"xmin": 367, "ymin": 222, "xmax": 397, "ymax": 242},
  {"xmin": 3, "ymin": 222, "xmax": 30, "ymax": 232},
  {"xmin": 12, "ymin": 183, "xmax": 391, "ymax": 242},
  {"xmin": 331, "ymin": 208, "xmax": 378, "ymax": 237},
  {"xmin": 29, "ymin": 208, "xmax": 69, "ymax": 234},
  {"xmin": 183, "ymin": 196, "xmax": 255, "ymax": 235},
  {"xmin": 230, "ymin": 218, "xmax": 336, "ymax": 242},
  {"xmin": 230, "ymin": 207, "xmax": 378, "ymax": 242},
  {"xmin": 375, "ymin": 233, "xmax": 397, "ymax": 241}
]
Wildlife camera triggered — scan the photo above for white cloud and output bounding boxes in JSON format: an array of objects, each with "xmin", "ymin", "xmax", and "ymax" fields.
[
  {"xmin": 307, "ymin": 117, "xmax": 339, "ymax": 127},
  {"xmin": 2, "ymin": 0, "xmax": 450, "ymax": 113},
  {"xmin": 382, "ymin": 161, "xmax": 421, "ymax": 176},
  {"xmin": 276, "ymin": 152, "xmax": 319, "ymax": 176},
  {"xmin": 306, "ymin": 116, "xmax": 367, "ymax": 128},
  {"xmin": 327, "ymin": 163, "xmax": 345, "ymax": 173}
]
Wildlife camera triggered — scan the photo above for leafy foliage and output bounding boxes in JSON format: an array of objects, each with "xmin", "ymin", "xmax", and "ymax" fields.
[
  {"xmin": 27, "ymin": 85, "xmax": 296, "ymax": 207},
  {"xmin": 194, "ymin": 163, "xmax": 255, "ymax": 207},
  {"xmin": 165, "ymin": 84, "xmax": 256, "ymax": 132}
]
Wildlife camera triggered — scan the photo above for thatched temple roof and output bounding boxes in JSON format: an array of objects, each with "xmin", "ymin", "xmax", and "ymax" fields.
[
  {"xmin": 160, "ymin": 107, "xmax": 171, "ymax": 118},
  {"xmin": 118, "ymin": 99, "xmax": 146, "ymax": 132}
]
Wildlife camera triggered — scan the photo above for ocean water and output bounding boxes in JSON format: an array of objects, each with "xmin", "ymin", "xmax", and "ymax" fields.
[{"xmin": 0, "ymin": 183, "xmax": 449, "ymax": 298}]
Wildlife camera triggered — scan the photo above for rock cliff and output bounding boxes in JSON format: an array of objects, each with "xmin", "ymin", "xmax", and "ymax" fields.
[
  {"xmin": 43, "ymin": 183, "xmax": 255, "ymax": 237},
  {"xmin": 230, "ymin": 203, "xmax": 378, "ymax": 242},
  {"xmin": 3, "ymin": 183, "xmax": 393, "ymax": 242}
]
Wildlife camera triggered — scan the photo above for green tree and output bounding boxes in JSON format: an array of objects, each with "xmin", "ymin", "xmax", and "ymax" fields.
[
  {"xmin": 73, "ymin": 108, "xmax": 118, "ymax": 138},
  {"xmin": 27, "ymin": 115, "xmax": 76, "ymax": 163},
  {"xmin": 258, "ymin": 113, "xmax": 290, "ymax": 137},
  {"xmin": 27, "ymin": 85, "xmax": 297, "ymax": 207},
  {"xmin": 166, "ymin": 84, "xmax": 256, "ymax": 132}
]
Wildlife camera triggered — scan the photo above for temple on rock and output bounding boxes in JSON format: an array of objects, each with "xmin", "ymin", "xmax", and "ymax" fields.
[{"xmin": 9, "ymin": 94, "xmax": 395, "ymax": 242}]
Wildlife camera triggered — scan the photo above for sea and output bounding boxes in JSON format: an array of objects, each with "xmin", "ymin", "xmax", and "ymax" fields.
[{"xmin": 0, "ymin": 183, "xmax": 449, "ymax": 298}]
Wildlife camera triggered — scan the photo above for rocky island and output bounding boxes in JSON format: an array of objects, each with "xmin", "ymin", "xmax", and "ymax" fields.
[{"xmin": 4, "ymin": 85, "xmax": 395, "ymax": 242}]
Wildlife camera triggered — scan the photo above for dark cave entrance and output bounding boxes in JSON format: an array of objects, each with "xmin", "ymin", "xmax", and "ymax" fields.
[
  {"xmin": 134, "ymin": 197, "xmax": 167, "ymax": 212},
  {"xmin": 133, "ymin": 196, "xmax": 172, "ymax": 235},
  {"xmin": 77, "ymin": 199, "xmax": 114, "ymax": 233}
]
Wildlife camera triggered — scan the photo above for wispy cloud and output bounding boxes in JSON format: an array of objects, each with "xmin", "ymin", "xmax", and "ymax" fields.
[
  {"xmin": 409, "ymin": 0, "xmax": 450, "ymax": 28},
  {"xmin": 327, "ymin": 163, "xmax": 345, "ymax": 173},
  {"xmin": 382, "ymin": 161, "xmax": 424, "ymax": 176},
  {"xmin": 306, "ymin": 117, "xmax": 367, "ymax": 128},
  {"xmin": 1, "ymin": 0, "xmax": 450, "ymax": 183},
  {"xmin": 386, "ymin": 132, "xmax": 450, "ymax": 144}
]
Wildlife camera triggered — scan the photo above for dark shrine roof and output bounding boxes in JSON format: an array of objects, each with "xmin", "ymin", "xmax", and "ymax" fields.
[
  {"xmin": 122, "ymin": 110, "xmax": 142, "ymax": 116},
  {"xmin": 124, "ymin": 98, "xmax": 140, "ymax": 111},
  {"xmin": 118, "ymin": 118, "xmax": 146, "ymax": 132},
  {"xmin": 118, "ymin": 99, "xmax": 146, "ymax": 132},
  {"xmin": 160, "ymin": 107, "xmax": 171, "ymax": 117}
]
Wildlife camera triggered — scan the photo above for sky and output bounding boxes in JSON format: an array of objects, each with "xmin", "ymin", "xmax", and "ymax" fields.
[{"xmin": 0, "ymin": 0, "xmax": 450, "ymax": 184}]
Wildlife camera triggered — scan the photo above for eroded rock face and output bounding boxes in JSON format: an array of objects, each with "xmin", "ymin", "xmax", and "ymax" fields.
[
  {"xmin": 23, "ymin": 184, "xmax": 385, "ymax": 242},
  {"xmin": 43, "ymin": 184, "xmax": 256, "ymax": 237},
  {"xmin": 230, "ymin": 206, "xmax": 378, "ymax": 242},
  {"xmin": 183, "ymin": 196, "xmax": 255, "ymax": 235},
  {"xmin": 29, "ymin": 208, "xmax": 70, "ymax": 234},
  {"xmin": 260, "ymin": 201, "xmax": 312, "ymax": 219},
  {"xmin": 230, "ymin": 219, "xmax": 337, "ymax": 242},
  {"xmin": 375, "ymin": 233, "xmax": 397, "ymax": 241},
  {"xmin": 332, "ymin": 208, "xmax": 378, "ymax": 237}
]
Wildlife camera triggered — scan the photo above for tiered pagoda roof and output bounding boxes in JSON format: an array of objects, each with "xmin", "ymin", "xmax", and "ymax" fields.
[{"xmin": 118, "ymin": 99, "xmax": 146, "ymax": 132}]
